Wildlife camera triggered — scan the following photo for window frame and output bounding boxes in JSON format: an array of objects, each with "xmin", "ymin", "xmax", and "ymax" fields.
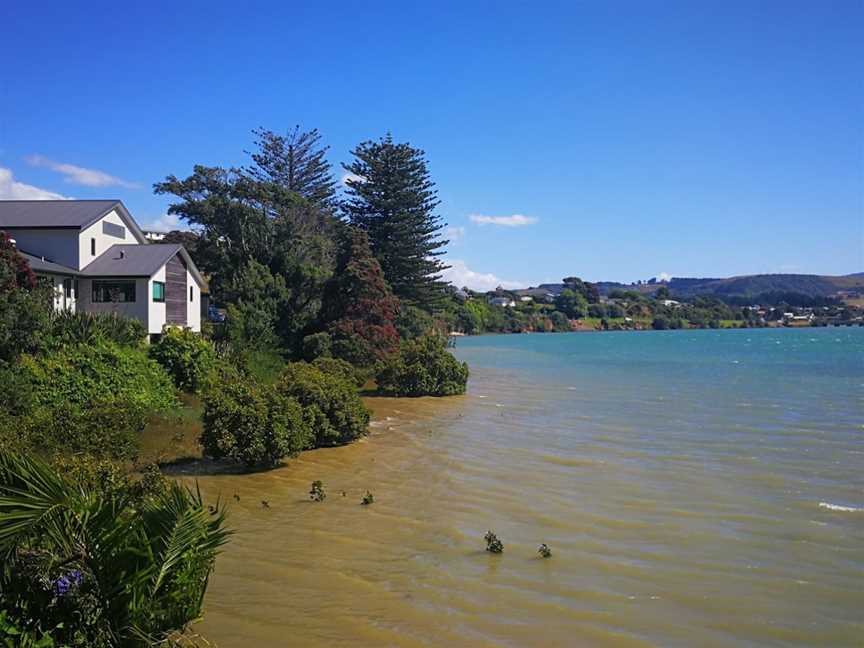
[
  {"xmin": 92, "ymin": 280, "xmax": 136, "ymax": 303},
  {"xmin": 189, "ymin": 286, "xmax": 194, "ymax": 302},
  {"xmin": 152, "ymin": 281, "xmax": 166, "ymax": 303},
  {"xmin": 91, "ymin": 238, "xmax": 96, "ymax": 256}
]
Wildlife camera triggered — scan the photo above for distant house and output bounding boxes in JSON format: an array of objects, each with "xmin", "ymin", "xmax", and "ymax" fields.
[
  {"xmin": 142, "ymin": 229, "xmax": 167, "ymax": 242},
  {"xmin": 660, "ymin": 299, "xmax": 680, "ymax": 307},
  {"xmin": 454, "ymin": 289, "xmax": 470, "ymax": 301},
  {"xmin": 489, "ymin": 296, "xmax": 515, "ymax": 308},
  {"xmin": 0, "ymin": 200, "xmax": 205, "ymax": 339},
  {"xmin": 519, "ymin": 295, "xmax": 533, "ymax": 302}
]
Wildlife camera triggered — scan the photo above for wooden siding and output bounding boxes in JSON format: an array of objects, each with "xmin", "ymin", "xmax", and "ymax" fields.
[{"xmin": 165, "ymin": 254, "xmax": 187, "ymax": 326}]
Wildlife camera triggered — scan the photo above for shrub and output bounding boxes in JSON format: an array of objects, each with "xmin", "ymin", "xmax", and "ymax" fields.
[
  {"xmin": 275, "ymin": 362, "xmax": 370, "ymax": 447},
  {"xmin": 149, "ymin": 327, "xmax": 217, "ymax": 393},
  {"xmin": 309, "ymin": 480, "xmax": 326, "ymax": 502},
  {"xmin": 302, "ymin": 332, "xmax": 332, "ymax": 361},
  {"xmin": 0, "ymin": 451, "xmax": 230, "ymax": 647},
  {"xmin": 50, "ymin": 310, "xmax": 146, "ymax": 348},
  {"xmin": 375, "ymin": 335, "xmax": 469, "ymax": 397},
  {"xmin": 14, "ymin": 342, "xmax": 176, "ymax": 413},
  {"xmin": 201, "ymin": 379, "xmax": 312, "ymax": 468},
  {"xmin": 312, "ymin": 356, "xmax": 366, "ymax": 388}
]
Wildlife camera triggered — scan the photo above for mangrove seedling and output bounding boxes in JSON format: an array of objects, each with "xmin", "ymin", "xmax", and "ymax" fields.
[
  {"xmin": 538, "ymin": 543, "xmax": 552, "ymax": 558},
  {"xmin": 309, "ymin": 480, "xmax": 326, "ymax": 502},
  {"xmin": 361, "ymin": 491, "xmax": 374, "ymax": 505},
  {"xmin": 484, "ymin": 531, "xmax": 503, "ymax": 554}
]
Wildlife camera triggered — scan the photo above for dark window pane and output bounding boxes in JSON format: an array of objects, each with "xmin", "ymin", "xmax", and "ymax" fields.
[{"xmin": 92, "ymin": 280, "xmax": 136, "ymax": 303}]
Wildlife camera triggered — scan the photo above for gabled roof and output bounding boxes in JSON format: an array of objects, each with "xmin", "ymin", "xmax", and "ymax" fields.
[
  {"xmin": 82, "ymin": 244, "xmax": 206, "ymax": 287},
  {"xmin": 19, "ymin": 251, "xmax": 80, "ymax": 276},
  {"xmin": 0, "ymin": 200, "xmax": 146, "ymax": 243},
  {"xmin": 0, "ymin": 200, "xmax": 121, "ymax": 228}
]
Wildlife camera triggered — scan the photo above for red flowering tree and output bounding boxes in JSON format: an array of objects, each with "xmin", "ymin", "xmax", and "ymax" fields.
[
  {"xmin": 322, "ymin": 227, "xmax": 400, "ymax": 367},
  {"xmin": 0, "ymin": 232, "xmax": 37, "ymax": 292},
  {"xmin": 0, "ymin": 232, "xmax": 49, "ymax": 361}
]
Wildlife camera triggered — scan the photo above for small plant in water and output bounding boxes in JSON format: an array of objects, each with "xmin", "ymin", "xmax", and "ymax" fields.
[
  {"xmin": 309, "ymin": 480, "xmax": 326, "ymax": 502},
  {"xmin": 538, "ymin": 543, "xmax": 552, "ymax": 558},
  {"xmin": 484, "ymin": 530, "xmax": 503, "ymax": 554},
  {"xmin": 361, "ymin": 491, "xmax": 374, "ymax": 505}
]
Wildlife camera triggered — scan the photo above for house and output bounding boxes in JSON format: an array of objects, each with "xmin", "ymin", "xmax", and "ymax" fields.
[
  {"xmin": 142, "ymin": 229, "xmax": 167, "ymax": 242},
  {"xmin": 0, "ymin": 200, "xmax": 204, "ymax": 339},
  {"xmin": 489, "ymin": 296, "xmax": 515, "ymax": 308}
]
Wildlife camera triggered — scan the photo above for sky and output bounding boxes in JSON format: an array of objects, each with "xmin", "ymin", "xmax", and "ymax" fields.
[{"xmin": 1, "ymin": 1, "xmax": 861, "ymax": 290}]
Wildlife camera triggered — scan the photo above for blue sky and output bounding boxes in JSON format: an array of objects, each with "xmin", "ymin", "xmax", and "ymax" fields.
[{"xmin": 1, "ymin": 1, "xmax": 861, "ymax": 289}]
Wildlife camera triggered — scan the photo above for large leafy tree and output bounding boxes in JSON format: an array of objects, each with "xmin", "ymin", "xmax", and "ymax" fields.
[
  {"xmin": 154, "ymin": 166, "xmax": 336, "ymax": 351},
  {"xmin": 0, "ymin": 233, "xmax": 51, "ymax": 362},
  {"xmin": 321, "ymin": 226, "xmax": 400, "ymax": 367},
  {"xmin": 245, "ymin": 126, "xmax": 338, "ymax": 210},
  {"xmin": 342, "ymin": 134, "xmax": 449, "ymax": 310}
]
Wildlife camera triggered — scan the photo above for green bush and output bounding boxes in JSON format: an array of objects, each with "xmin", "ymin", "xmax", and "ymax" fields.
[
  {"xmin": 201, "ymin": 378, "xmax": 312, "ymax": 468},
  {"xmin": 0, "ymin": 451, "xmax": 230, "ymax": 647},
  {"xmin": 149, "ymin": 327, "xmax": 217, "ymax": 393},
  {"xmin": 312, "ymin": 356, "xmax": 366, "ymax": 388},
  {"xmin": 276, "ymin": 362, "xmax": 370, "ymax": 447},
  {"xmin": 49, "ymin": 310, "xmax": 146, "ymax": 348},
  {"xmin": 302, "ymin": 332, "xmax": 332, "ymax": 361},
  {"xmin": 14, "ymin": 342, "xmax": 176, "ymax": 413},
  {"xmin": 375, "ymin": 335, "xmax": 469, "ymax": 397}
]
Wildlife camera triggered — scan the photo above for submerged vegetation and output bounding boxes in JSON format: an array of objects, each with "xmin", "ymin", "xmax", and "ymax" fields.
[{"xmin": 484, "ymin": 531, "xmax": 504, "ymax": 554}]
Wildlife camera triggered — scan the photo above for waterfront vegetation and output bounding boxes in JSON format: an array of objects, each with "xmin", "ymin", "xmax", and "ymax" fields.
[{"xmin": 0, "ymin": 128, "xmax": 469, "ymax": 643}]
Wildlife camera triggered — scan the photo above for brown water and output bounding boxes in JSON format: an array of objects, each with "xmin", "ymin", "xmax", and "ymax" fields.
[{"xmin": 183, "ymin": 330, "xmax": 863, "ymax": 647}]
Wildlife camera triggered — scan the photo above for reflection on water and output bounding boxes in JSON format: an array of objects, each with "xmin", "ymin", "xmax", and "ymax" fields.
[{"xmin": 191, "ymin": 328, "xmax": 864, "ymax": 647}]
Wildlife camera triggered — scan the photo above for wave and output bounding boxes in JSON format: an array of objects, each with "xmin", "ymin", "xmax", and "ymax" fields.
[{"xmin": 818, "ymin": 502, "xmax": 863, "ymax": 513}]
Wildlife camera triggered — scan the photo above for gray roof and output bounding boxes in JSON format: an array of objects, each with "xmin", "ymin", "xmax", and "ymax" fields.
[
  {"xmin": 82, "ymin": 244, "xmax": 184, "ymax": 277},
  {"xmin": 19, "ymin": 251, "xmax": 80, "ymax": 276},
  {"xmin": 0, "ymin": 200, "xmax": 121, "ymax": 229}
]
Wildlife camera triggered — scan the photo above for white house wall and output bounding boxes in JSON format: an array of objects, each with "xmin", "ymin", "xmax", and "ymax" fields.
[
  {"xmin": 148, "ymin": 266, "xmax": 167, "ymax": 334},
  {"xmin": 186, "ymin": 268, "xmax": 201, "ymax": 332},
  {"xmin": 79, "ymin": 209, "xmax": 134, "ymax": 270},
  {"xmin": 78, "ymin": 277, "xmax": 150, "ymax": 327}
]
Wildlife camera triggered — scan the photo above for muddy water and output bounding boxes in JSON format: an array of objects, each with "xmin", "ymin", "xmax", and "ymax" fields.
[{"xmin": 189, "ymin": 329, "xmax": 863, "ymax": 647}]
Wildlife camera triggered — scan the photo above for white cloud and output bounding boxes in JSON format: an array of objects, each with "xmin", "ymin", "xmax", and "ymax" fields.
[
  {"xmin": 445, "ymin": 226, "xmax": 465, "ymax": 243},
  {"xmin": 469, "ymin": 213, "xmax": 538, "ymax": 227},
  {"xmin": 26, "ymin": 154, "xmax": 140, "ymax": 189},
  {"xmin": 658, "ymin": 272, "xmax": 672, "ymax": 282},
  {"xmin": 340, "ymin": 171, "xmax": 365, "ymax": 186},
  {"xmin": 441, "ymin": 259, "xmax": 524, "ymax": 292},
  {"xmin": 142, "ymin": 213, "xmax": 186, "ymax": 232},
  {"xmin": 0, "ymin": 167, "xmax": 69, "ymax": 200}
]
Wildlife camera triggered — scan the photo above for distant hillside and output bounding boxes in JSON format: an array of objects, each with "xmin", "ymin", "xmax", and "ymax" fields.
[
  {"xmin": 666, "ymin": 274, "xmax": 864, "ymax": 298},
  {"xmin": 538, "ymin": 273, "xmax": 864, "ymax": 300}
]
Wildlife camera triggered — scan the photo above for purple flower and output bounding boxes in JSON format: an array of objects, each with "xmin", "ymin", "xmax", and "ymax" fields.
[{"xmin": 53, "ymin": 569, "xmax": 83, "ymax": 596}]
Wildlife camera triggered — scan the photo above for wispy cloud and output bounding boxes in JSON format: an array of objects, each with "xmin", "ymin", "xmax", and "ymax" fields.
[
  {"xmin": 445, "ymin": 225, "xmax": 465, "ymax": 243},
  {"xmin": 0, "ymin": 167, "xmax": 69, "ymax": 200},
  {"xmin": 441, "ymin": 259, "xmax": 524, "ymax": 292},
  {"xmin": 658, "ymin": 272, "xmax": 672, "ymax": 282},
  {"xmin": 469, "ymin": 213, "xmax": 538, "ymax": 227},
  {"xmin": 142, "ymin": 213, "xmax": 186, "ymax": 232},
  {"xmin": 26, "ymin": 155, "xmax": 140, "ymax": 189},
  {"xmin": 340, "ymin": 171, "xmax": 365, "ymax": 186}
]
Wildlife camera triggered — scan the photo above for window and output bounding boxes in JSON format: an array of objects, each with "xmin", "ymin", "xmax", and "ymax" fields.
[
  {"xmin": 91, "ymin": 238, "xmax": 96, "ymax": 256},
  {"xmin": 92, "ymin": 280, "xmax": 136, "ymax": 303},
  {"xmin": 189, "ymin": 286, "xmax": 194, "ymax": 302},
  {"xmin": 102, "ymin": 221, "xmax": 126, "ymax": 239},
  {"xmin": 152, "ymin": 281, "xmax": 165, "ymax": 303},
  {"xmin": 63, "ymin": 278, "xmax": 72, "ymax": 300}
]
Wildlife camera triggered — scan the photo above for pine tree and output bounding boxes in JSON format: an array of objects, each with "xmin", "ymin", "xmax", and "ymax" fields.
[
  {"xmin": 342, "ymin": 134, "xmax": 449, "ymax": 310},
  {"xmin": 246, "ymin": 126, "xmax": 338, "ymax": 209}
]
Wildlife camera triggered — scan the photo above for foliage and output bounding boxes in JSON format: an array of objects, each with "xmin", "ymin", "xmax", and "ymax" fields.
[
  {"xmin": 321, "ymin": 227, "xmax": 400, "ymax": 367},
  {"xmin": 301, "ymin": 332, "xmax": 332, "ymax": 361},
  {"xmin": 342, "ymin": 134, "xmax": 449, "ymax": 308},
  {"xmin": 149, "ymin": 328, "xmax": 217, "ymax": 393},
  {"xmin": 375, "ymin": 335, "xmax": 468, "ymax": 397},
  {"xmin": 312, "ymin": 357, "xmax": 366, "ymax": 388},
  {"xmin": 538, "ymin": 543, "xmax": 551, "ymax": 558},
  {"xmin": 396, "ymin": 304, "xmax": 436, "ymax": 340},
  {"xmin": 245, "ymin": 126, "xmax": 338, "ymax": 210},
  {"xmin": 555, "ymin": 289, "xmax": 588, "ymax": 319},
  {"xmin": 13, "ymin": 343, "xmax": 176, "ymax": 414},
  {"xmin": 49, "ymin": 311, "xmax": 146, "ymax": 348},
  {"xmin": 484, "ymin": 531, "xmax": 503, "ymax": 554},
  {"xmin": 309, "ymin": 480, "xmax": 326, "ymax": 502},
  {"xmin": 0, "ymin": 236, "xmax": 52, "ymax": 363},
  {"xmin": 200, "ymin": 377, "xmax": 311, "ymax": 468},
  {"xmin": 360, "ymin": 491, "xmax": 374, "ymax": 506},
  {"xmin": 275, "ymin": 362, "xmax": 370, "ymax": 447},
  {"xmin": 0, "ymin": 451, "xmax": 230, "ymax": 647}
]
